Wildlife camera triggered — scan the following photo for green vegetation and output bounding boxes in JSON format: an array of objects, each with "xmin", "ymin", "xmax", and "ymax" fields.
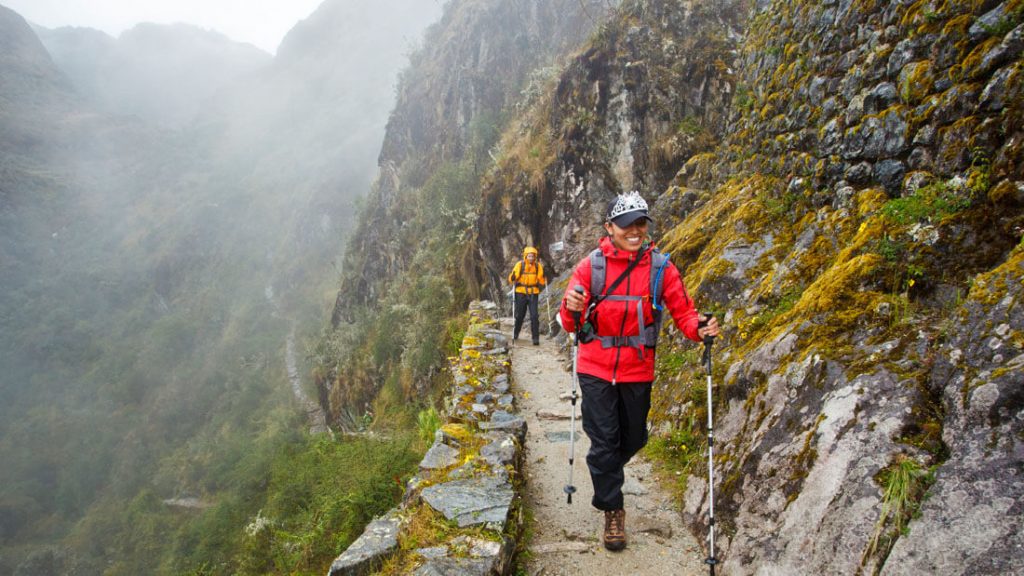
[
  {"xmin": 222, "ymin": 434, "xmax": 419, "ymax": 575},
  {"xmin": 0, "ymin": 4, "xmax": 443, "ymax": 572},
  {"xmin": 677, "ymin": 116, "xmax": 703, "ymax": 137},
  {"xmin": 644, "ymin": 423, "xmax": 704, "ymax": 497},
  {"xmin": 758, "ymin": 187, "xmax": 804, "ymax": 221},
  {"xmin": 748, "ymin": 287, "xmax": 802, "ymax": 333},
  {"xmin": 153, "ymin": 433, "xmax": 418, "ymax": 576},
  {"xmin": 979, "ymin": 7, "xmax": 1024, "ymax": 38},
  {"xmin": 863, "ymin": 455, "xmax": 936, "ymax": 566},
  {"xmin": 880, "ymin": 179, "xmax": 972, "ymax": 225},
  {"xmin": 732, "ymin": 83, "xmax": 755, "ymax": 112},
  {"xmin": 418, "ymin": 406, "xmax": 443, "ymax": 444},
  {"xmin": 647, "ymin": 346, "xmax": 710, "ymax": 498},
  {"xmin": 319, "ymin": 110, "xmax": 501, "ymax": 425}
]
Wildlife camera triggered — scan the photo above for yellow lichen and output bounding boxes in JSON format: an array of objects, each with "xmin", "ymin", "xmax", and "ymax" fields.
[
  {"xmin": 440, "ymin": 423, "xmax": 475, "ymax": 445},
  {"xmin": 856, "ymin": 188, "xmax": 891, "ymax": 218},
  {"xmin": 942, "ymin": 13, "xmax": 973, "ymax": 37},
  {"xmin": 790, "ymin": 253, "xmax": 885, "ymax": 317},
  {"xmin": 968, "ymin": 244, "xmax": 1024, "ymax": 306},
  {"xmin": 953, "ymin": 36, "xmax": 1001, "ymax": 81},
  {"xmin": 899, "ymin": 61, "xmax": 934, "ymax": 104},
  {"xmin": 988, "ymin": 180, "xmax": 1020, "ymax": 205}
]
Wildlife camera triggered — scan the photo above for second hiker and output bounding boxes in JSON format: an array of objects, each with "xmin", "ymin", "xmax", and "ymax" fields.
[
  {"xmin": 508, "ymin": 246, "xmax": 547, "ymax": 345},
  {"xmin": 559, "ymin": 191, "xmax": 720, "ymax": 552}
]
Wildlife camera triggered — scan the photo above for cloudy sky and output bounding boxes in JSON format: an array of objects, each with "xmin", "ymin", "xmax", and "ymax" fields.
[{"xmin": 3, "ymin": 0, "xmax": 324, "ymax": 54}]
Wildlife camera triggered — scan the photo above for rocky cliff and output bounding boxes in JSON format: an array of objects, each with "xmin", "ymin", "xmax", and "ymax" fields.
[
  {"xmin": 330, "ymin": 0, "xmax": 1022, "ymax": 572},
  {"xmin": 322, "ymin": 0, "xmax": 619, "ymax": 421},
  {"xmin": 333, "ymin": 0, "xmax": 622, "ymax": 320},
  {"xmin": 470, "ymin": 0, "xmax": 746, "ymax": 285},
  {"xmin": 679, "ymin": 1, "xmax": 1023, "ymax": 573}
]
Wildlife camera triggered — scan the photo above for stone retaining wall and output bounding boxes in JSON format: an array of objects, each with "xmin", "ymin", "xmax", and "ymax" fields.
[{"xmin": 328, "ymin": 301, "xmax": 525, "ymax": 575}]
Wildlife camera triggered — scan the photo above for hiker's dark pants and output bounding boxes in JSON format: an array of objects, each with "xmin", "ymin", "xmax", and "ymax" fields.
[
  {"xmin": 579, "ymin": 373, "xmax": 652, "ymax": 511},
  {"xmin": 513, "ymin": 292, "xmax": 539, "ymax": 342}
]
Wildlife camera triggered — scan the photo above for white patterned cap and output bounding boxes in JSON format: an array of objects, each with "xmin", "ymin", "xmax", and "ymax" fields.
[{"xmin": 606, "ymin": 191, "xmax": 652, "ymax": 228}]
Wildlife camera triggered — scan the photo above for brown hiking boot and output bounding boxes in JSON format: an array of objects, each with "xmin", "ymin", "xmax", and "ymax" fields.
[{"xmin": 603, "ymin": 509, "xmax": 626, "ymax": 551}]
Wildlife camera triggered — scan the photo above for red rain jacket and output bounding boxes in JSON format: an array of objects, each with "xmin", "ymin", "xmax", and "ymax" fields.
[{"xmin": 559, "ymin": 236, "xmax": 702, "ymax": 383}]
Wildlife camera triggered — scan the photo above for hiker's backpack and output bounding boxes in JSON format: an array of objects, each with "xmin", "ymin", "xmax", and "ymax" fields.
[
  {"xmin": 512, "ymin": 260, "xmax": 544, "ymax": 294},
  {"xmin": 581, "ymin": 246, "xmax": 671, "ymax": 350}
]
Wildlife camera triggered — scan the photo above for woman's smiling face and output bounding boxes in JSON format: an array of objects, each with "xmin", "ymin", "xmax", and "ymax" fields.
[{"xmin": 604, "ymin": 219, "xmax": 649, "ymax": 252}]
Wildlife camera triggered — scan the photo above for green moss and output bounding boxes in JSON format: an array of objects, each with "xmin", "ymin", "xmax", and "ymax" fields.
[
  {"xmin": 661, "ymin": 174, "xmax": 774, "ymax": 276},
  {"xmin": 880, "ymin": 179, "xmax": 972, "ymax": 225},
  {"xmin": 749, "ymin": 287, "xmax": 803, "ymax": 334},
  {"xmin": 785, "ymin": 253, "xmax": 885, "ymax": 333},
  {"xmin": 978, "ymin": 4, "xmax": 1024, "ymax": 37}
]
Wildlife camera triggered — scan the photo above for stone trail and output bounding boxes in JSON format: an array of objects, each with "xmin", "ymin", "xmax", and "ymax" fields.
[
  {"xmin": 509, "ymin": 317, "xmax": 706, "ymax": 575},
  {"xmin": 327, "ymin": 304, "xmax": 706, "ymax": 575}
]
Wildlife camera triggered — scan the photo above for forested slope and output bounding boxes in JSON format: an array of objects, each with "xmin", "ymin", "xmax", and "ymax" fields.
[{"xmin": 0, "ymin": 2, "xmax": 440, "ymax": 573}]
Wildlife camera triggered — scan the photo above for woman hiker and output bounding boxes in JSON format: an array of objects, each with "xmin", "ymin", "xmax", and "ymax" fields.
[
  {"xmin": 559, "ymin": 191, "xmax": 720, "ymax": 551},
  {"xmin": 508, "ymin": 246, "xmax": 547, "ymax": 345}
]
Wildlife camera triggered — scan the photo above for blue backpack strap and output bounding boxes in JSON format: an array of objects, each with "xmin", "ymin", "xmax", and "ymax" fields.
[
  {"xmin": 644, "ymin": 249, "xmax": 671, "ymax": 348},
  {"xmin": 650, "ymin": 249, "xmax": 670, "ymax": 311}
]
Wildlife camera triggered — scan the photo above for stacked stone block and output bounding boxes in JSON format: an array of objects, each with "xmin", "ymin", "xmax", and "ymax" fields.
[{"xmin": 328, "ymin": 301, "xmax": 525, "ymax": 575}]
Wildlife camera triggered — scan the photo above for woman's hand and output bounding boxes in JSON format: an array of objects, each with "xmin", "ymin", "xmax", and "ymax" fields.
[
  {"xmin": 698, "ymin": 314, "xmax": 720, "ymax": 339},
  {"xmin": 564, "ymin": 288, "xmax": 587, "ymax": 313}
]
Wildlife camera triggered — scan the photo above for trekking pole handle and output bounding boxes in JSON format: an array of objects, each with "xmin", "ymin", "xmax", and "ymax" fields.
[
  {"xmin": 571, "ymin": 285, "xmax": 584, "ymax": 337},
  {"xmin": 698, "ymin": 312, "xmax": 715, "ymax": 370}
]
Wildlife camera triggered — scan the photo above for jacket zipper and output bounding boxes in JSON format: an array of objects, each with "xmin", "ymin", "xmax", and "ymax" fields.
[{"xmin": 610, "ymin": 255, "xmax": 632, "ymax": 385}]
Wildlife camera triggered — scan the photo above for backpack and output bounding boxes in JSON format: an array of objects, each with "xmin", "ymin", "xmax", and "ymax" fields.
[
  {"xmin": 581, "ymin": 245, "xmax": 671, "ymax": 350},
  {"xmin": 512, "ymin": 260, "xmax": 544, "ymax": 294}
]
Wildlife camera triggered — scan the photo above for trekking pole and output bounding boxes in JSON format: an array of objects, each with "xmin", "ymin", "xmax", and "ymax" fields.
[
  {"xmin": 509, "ymin": 288, "xmax": 516, "ymax": 348},
  {"xmin": 700, "ymin": 314, "xmax": 719, "ymax": 574},
  {"xmin": 546, "ymin": 287, "xmax": 552, "ymax": 337},
  {"xmin": 564, "ymin": 285, "xmax": 584, "ymax": 504}
]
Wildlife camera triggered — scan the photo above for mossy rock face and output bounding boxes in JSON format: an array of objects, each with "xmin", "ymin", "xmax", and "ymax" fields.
[
  {"xmin": 649, "ymin": 0, "xmax": 1024, "ymax": 571},
  {"xmin": 898, "ymin": 60, "xmax": 934, "ymax": 104},
  {"xmin": 940, "ymin": 118, "xmax": 987, "ymax": 173},
  {"xmin": 989, "ymin": 179, "xmax": 1024, "ymax": 205}
]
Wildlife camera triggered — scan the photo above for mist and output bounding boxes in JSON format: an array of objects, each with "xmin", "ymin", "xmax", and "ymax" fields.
[{"xmin": 0, "ymin": 0, "xmax": 443, "ymax": 572}]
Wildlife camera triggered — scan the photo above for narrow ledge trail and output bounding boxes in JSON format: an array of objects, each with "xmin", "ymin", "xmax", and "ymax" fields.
[{"xmin": 506, "ymin": 316, "xmax": 706, "ymax": 575}]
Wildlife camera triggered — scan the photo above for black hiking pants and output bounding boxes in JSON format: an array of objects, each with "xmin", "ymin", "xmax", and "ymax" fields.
[
  {"xmin": 579, "ymin": 373, "xmax": 652, "ymax": 511},
  {"xmin": 513, "ymin": 292, "xmax": 539, "ymax": 342}
]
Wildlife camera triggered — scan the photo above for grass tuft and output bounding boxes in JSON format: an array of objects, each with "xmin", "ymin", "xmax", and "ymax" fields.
[{"xmin": 862, "ymin": 454, "xmax": 936, "ymax": 568}]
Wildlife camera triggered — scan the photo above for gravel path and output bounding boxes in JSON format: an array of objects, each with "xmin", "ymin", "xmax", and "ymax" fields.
[{"xmin": 508, "ymin": 318, "xmax": 706, "ymax": 575}]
